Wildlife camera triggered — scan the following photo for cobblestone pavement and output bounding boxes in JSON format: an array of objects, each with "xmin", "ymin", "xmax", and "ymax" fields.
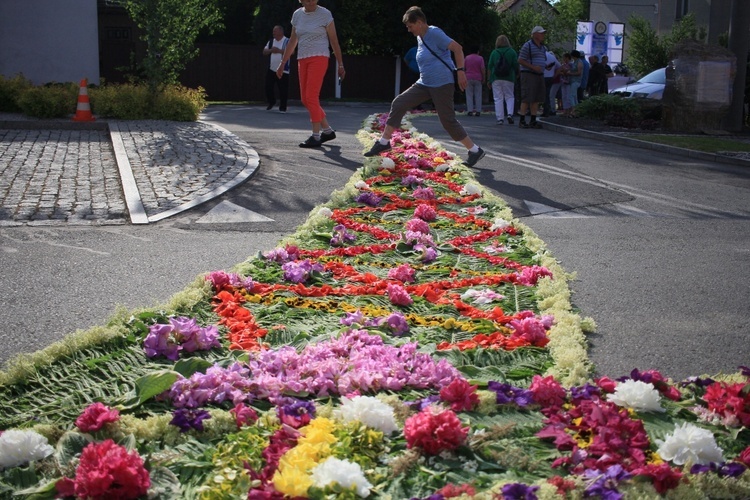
[
  {"xmin": 0, "ymin": 128, "xmax": 127, "ymax": 225},
  {"xmin": 113, "ymin": 121, "xmax": 257, "ymax": 216},
  {"xmin": 0, "ymin": 116, "xmax": 258, "ymax": 226}
]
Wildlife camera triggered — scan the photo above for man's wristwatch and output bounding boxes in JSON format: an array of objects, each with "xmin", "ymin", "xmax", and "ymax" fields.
[{"xmin": 455, "ymin": 67, "xmax": 465, "ymax": 71}]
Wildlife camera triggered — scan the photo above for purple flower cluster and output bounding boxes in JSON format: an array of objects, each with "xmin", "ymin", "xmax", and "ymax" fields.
[
  {"xmin": 263, "ymin": 245, "xmax": 301, "ymax": 264},
  {"xmin": 414, "ymin": 243, "xmax": 438, "ymax": 263},
  {"xmin": 206, "ymin": 270, "xmax": 254, "ymax": 292},
  {"xmin": 340, "ymin": 310, "xmax": 410, "ymax": 336},
  {"xmin": 169, "ymin": 363, "xmax": 254, "ymax": 409},
  {"xmin": 570, "ymin": 382, "xmax": 601, "ymax": 402},
  {"xmin": 583, "ymin": 465, "xmax": 631, "ymax": 500},
  {"xmin": 281, "ymin": 259, "xmax": 323, "ymax": 284},
  {"xmin": 278, "ymin": 399, "xmax": 316, "ymax": 428},
  {"xmin": 690, "ymin": 461, "xmax": 747, "ymax": 478},
  {"xmin": 170, "ymin": 408, "xmax": 211, "ymax": 433},
  {"xmin": 355, "ymin": 191, "xmax": 383, "ymax": 207},
  {"xmin": 501, "ymin": 483, "xmax": 540, "ymax": 500},
  {"xmin": 245, "ymin": 329, "xmax": 459, "ymax": 403},
  {"xmin": 143, "ymin": 317, "xmax": 221, "ymax": 361},
  {"xmin": 401, "ymin": 174, "xmax": 424, "ymax": 186},
  {"xmin": 487, "ymin": 381, "xmax": 534, "ymax": 407},
  {"xmin": 330, "ymin": 224, "xmax": 356, "ymax": 247},
  {"xmin": 403, "ymin": 231, "xmax": 435, "ymax": 248},
  {"xmin": 167, "ymin": 331, "xmax": 459, "ymax": 408}
]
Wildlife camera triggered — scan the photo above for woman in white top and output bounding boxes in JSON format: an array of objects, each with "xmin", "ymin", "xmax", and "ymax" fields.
[{"xmin": 277, "ymin": 0, "xmax": 346, "ymax": 148}]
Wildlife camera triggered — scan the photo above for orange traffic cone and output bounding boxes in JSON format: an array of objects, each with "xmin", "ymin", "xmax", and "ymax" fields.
[{"xmin": 72, "ymin": 78, "xmax": 95, "ymax": 122}]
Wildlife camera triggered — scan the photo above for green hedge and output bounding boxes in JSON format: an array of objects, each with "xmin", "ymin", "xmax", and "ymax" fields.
[{"xmin": 0, "ymin": 75, "xmax": 207, "ymax": 121}]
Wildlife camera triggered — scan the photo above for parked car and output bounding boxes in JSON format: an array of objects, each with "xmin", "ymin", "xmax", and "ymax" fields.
[{"xmin": 609, "ymin": 67, "xmax": 666, "ymax": 99}]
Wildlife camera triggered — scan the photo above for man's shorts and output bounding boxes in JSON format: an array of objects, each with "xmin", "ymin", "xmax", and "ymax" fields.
[{"xmin": 520, "ymin": 72, "xmax": 546, "ymax": 104}]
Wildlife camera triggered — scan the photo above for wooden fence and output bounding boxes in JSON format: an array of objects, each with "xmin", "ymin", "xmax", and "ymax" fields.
[{"xmin": 177, "ymin": 43, "xmax": 419, "ymax": 103}]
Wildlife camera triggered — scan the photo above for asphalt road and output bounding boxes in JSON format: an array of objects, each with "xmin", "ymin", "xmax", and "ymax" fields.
[{"xmin": 1, "ymin": 103, "xmax": 748, "ymax": 382}]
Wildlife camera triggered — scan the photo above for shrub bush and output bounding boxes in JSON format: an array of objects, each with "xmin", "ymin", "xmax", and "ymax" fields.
[
  {"xmin": 575, "ymin": 94, "xmax": 641, "ymax": 121},
  {"xmin": 89, "ymin": 83, "xmax": 206, "ymax": 121},
  {"xmin": 152, "ymin": 85, "xmax": 207, "ymax": 121},
  {"xmin": 89, "ymin": 84, "xmax": 151, "ymax": 120},
  {"xmin": 0, "ymin": 74, "xmax": 34, "ymax": 113},
  {"xmin": 17, "ymin": 82, "xmax": 78, "ymax": 118}
]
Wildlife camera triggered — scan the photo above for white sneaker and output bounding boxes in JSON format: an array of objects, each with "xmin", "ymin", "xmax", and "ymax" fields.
[{"xmin": 496, "ymin": 119, "xmax": 504, "ymax": 125}]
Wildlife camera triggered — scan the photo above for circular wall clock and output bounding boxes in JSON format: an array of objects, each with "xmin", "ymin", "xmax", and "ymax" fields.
[{"xmin": 595, "ymin": 21, "xmax": 607, "ymax": 35}]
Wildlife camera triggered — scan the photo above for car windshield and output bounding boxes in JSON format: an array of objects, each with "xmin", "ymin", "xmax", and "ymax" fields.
[{"xmin": 638, "ymin": 68, "xmax": 666, "ymax": 84}]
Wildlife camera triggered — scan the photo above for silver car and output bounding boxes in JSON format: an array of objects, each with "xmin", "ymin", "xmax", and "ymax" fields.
[{"xmin": 609, "ymin": 67, "xmax": 666, "ymax": 99}]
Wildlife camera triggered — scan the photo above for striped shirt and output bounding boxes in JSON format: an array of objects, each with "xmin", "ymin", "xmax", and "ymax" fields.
[{"xmin": 518, "ymin": 39, "xmax": 547, "ymax": 73}]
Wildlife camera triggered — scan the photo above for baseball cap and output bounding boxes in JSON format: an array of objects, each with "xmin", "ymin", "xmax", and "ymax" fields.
[{"xmin": 531, "ymin": 26, "xmax": 546, "ymax": 35}]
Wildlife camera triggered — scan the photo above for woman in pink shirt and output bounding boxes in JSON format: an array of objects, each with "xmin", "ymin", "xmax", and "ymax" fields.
[{"xmin": 464, "ymin": 46, "xmax": 485, "ymax": 116}]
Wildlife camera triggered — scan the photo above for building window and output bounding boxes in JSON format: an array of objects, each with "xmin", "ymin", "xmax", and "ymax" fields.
[
  {"xmin": 104, "ymin": 27, "xmax": 132, "ymax": 41},
  {"xmin": 675, "ymin": 0, "xmax": 689, "ymax": 19}
]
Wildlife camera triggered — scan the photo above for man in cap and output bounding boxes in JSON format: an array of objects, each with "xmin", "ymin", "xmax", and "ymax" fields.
[{"xmin": 517, "ymin": 25, "xmax": 548, "ymax": 129}]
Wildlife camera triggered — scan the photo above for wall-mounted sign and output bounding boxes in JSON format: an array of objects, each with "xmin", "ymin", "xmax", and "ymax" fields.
[{"xmin": 576, "ymin": 21, "xmax": 624, "ymax": 64}]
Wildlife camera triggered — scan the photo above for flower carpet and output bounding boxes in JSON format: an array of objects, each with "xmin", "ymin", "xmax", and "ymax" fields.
[{"xmin": 1, "ymin": 113, "xmax": 749, "ymax": 499}]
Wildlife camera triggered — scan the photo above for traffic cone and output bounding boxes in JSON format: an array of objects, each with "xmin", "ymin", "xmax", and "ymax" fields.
[{"xmin": 72, "ymin": 78, "xmax": 95, "ymax": 122}]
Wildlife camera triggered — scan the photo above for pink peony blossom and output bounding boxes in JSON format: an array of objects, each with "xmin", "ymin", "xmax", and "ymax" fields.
[
  {"xmin": 75, "ymin": 403, "xmax": 120, "ymax": 433},
  {"xmin": 414, "ymin": 204, "xmax": 437, "ymax": 222},
  {"xmin": 57, "ymin": 439, "xmax": 150, "ymax": 499},
  {"xmin": 737, "ymin": 445, "xmax": 750, "ymax": 467},
  {"xmin": 404, "ymin": 407, "xmax": 469, "ymax": 455},
  {"xmin": 387, "ymin": 283, "xmax": 413, "ymax": 306},
  {"xmin": 387, "ymin": 263, "xmax": 416, "ymax": 283},
  {"xmin": 515, "ymin": 265, "xmax": 553, "ymax": 286},
  {"xmin": 529, "ymin": 375, "xmax": 566, "ymax": 410},
  {"xmin": 405, "ymin": 218, "xmax": 431, "ymax": 235},
  {"xmin": 439, "ymin": 378, "xmax": 479, "ymax": 412},
  {"xmin": 596, "ymin": 376, "xmax": 618, "ymax": 393},
  {"xmin": 230, "ymin": 403, "xmax": 259, "ymax": 428}
]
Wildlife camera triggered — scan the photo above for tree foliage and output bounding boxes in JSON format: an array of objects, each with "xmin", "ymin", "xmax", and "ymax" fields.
[
  {"xmin": 124, "ymin": 0, "xmax": 223, "ymax": 90},
  {"xmin": 252, "ymin": 0, "xmax": 499, "ymax": 57},
  {"xmin": 495, "ymin": 0, "xmax": 587, "ymax": 53},
  {"xmin": 625, "ymin": 13, "xmax": 706, "ymax": 77}
]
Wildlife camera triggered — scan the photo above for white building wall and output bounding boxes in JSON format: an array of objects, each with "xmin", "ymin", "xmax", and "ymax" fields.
[{"xmin": 0, "ymin": 0, "xmax": 100, "ymax": 85}]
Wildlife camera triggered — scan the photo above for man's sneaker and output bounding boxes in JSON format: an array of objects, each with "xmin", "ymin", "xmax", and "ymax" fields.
[
  {"xmin": 299, "ymin": 135, "xmax": 322, "ymax": 148},
  {"xmin": 506, "ymin": 115, "xmax": 514, "ymax": 124},
  {"xmin": 464, "ymin": 147, "xmax": 485, "ymax": 168},
  {"xmin": 530, "ymin": 121, "xmax": 543, "ymax": 129},
  {"xmin": 496, "ymin": 119, "xmax": 504, "ymax": 125},
  {"xmin": 266, "ymin": 104, "xmax": 274, "ymax": 110},
  {"xmin": 519, "ymin": 121, "xmax": 529, "ymax": 129},
  {"xmin": 364, "ymin": 141, "xmax": 391, "ymax": 157},
  {"xmin": 320, "ymin": 130, "xmax": 336, "ymax": 143}
]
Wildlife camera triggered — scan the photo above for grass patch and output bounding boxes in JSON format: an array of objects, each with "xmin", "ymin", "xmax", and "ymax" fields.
[{"xmin": 634, "ymin": 135, "xmax": 750, "ymax": 153}]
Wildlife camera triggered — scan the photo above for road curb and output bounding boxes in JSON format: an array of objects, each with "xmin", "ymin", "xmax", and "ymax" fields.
[
  {"xmin": 146, "ymin": 122, "xmax": 260, "ymax": 223},
  {"xmin": 539, "ymin": 119, "xmax": 750, "ymax": 168},
  {"xmin": 109, "ymin": 122, "xmax": 149, "ymax": 224}
]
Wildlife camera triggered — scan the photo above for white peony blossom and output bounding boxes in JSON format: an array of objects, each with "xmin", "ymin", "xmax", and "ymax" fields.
[
  {"xmin": 489, "ymin": 218, "xmax": 511, "ymax": 231},
  {"xmin": 657, "ymin": 422, "xmax": 724, "ymax": 465},
  {"xmin": 0, "ymin": 429, "xmax": 54, "ymax": 470},
  {"xmin": 317, "ymin": 207, "xmax": 333, "ymax": 218},
  {"xmin": 354, "ymin": 181, "xmax": 368, "ymax": 189},
  {"xmin": 434, "ymin": 162, "xmax": 450, "ymax": 172},
  {"xmin": 311, "ymin": 457, "xmax": 373, "ymax": 497},
  {"xmin": 380, "ymin": 157, "xmax": 395, "ymax": 170},
  {"xmin": 606, "ymin": 379, "xmax": 665, "ymax": 413},
  {"xmin": 460, "ymin": 183, "xmax": 482, "ymax": 196},
  {"xmin": 461, "ymin": 288, "xmax": 504, "ymax": 304},
  {"xmin": 334, "ymin": 396, "xmax": 399, "ymax": 434}
]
